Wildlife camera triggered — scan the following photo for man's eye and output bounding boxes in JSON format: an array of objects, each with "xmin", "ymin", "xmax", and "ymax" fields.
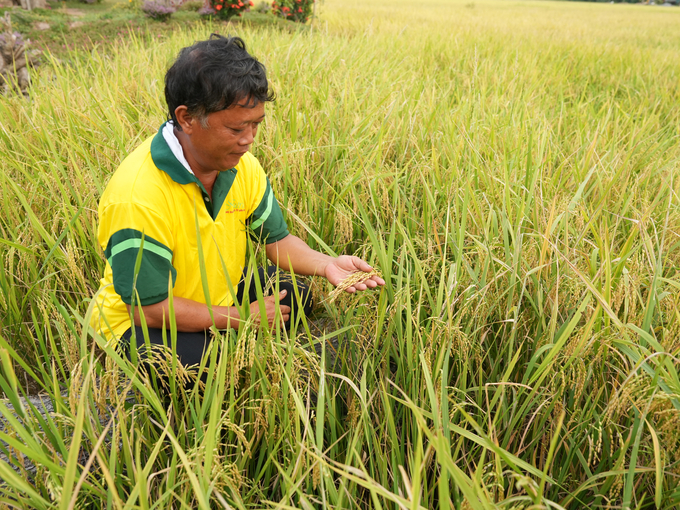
[{"xmin": 230, "ymin": 127, "xmax": 244, "ymax": 134}]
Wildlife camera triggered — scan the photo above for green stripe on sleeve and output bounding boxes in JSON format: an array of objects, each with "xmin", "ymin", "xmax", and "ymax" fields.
[
  {"xmin": 104, "ymin": 228, "xmax": 176, "ymax": 306},
  {"xmin": 250, "ymin": 191, "xmax": 273, "ymax": 231},
  {"xmin": 249, "ymin": 179, "xmax": 289, "ymax": 244},
  {"xmin": 108, "ymin": 238, "xmax": 173, "ymax": 265}
]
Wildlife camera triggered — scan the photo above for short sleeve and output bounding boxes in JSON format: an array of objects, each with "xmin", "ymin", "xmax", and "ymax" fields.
[
  {"xmin": 248, "ymin": 177, "xmax": 289, "ymax": 244},
  {"xmin": 99, "ymin": 203, "xmax": 177, "ymax": 306},
  {"xmin": 242, "ymin": 155, "xmax": 288, "ymax": 244}
]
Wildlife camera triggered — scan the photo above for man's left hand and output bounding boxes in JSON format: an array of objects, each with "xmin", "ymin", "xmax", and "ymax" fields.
[{"xmin": 324, "ymin": 255, "xmax": 386, "ymax": 293}]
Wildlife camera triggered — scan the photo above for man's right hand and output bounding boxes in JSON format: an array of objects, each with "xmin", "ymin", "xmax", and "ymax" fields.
[{"xmin": 250, "ymin": 289, "xmax": 291, "ymax": 329}]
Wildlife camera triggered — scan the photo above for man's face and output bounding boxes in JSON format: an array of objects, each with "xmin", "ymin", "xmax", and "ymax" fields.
[{"xmin": 183, "ymin": 99, "xmax": 265, "ymax": 174}]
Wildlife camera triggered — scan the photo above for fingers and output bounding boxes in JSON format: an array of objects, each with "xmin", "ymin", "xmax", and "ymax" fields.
[
  {"xmin": 249, "ymin": 289, "xmax": 293, "ymax": 329},
  {"xmin": 372, "ymin": 275, "xmax": 386, "ymax": 286},
  {"xmin": 262, "ymin": 290, "xmax": 290, "ymax": 305},
  {"xmin": 350, "ymin": 258, "xmax": 386, "ymax": 286},
  {"xmin": 272, "ymin": 307, "xmax": 290, "ymax": 328},
  {"xmin": 352, "ymin": 256, "xmax": 373, "ymax": 272},
  {"xmin": 275, "ymin": 290, "xmax": 291, "ymax": 315},
  {"xmin": 345, "ymin": 275, "xmax": 385, "ymax": 294},
  {"xmin": 365, "ymin": 276, "xmax": 385, "ymax": 287},
  {"xmin": 261, "ymin": 290, "xmax": 286, "ymax": 302}
]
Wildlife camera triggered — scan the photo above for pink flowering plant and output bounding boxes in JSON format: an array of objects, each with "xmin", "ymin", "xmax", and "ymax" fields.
[
  {"xmin": 272, "ymin": 0, "xmax": 313, "ymax": 22},
  {"xmin": 141, "ymin": 0, "xmax": 176, "ymax": 20},
  {"xmin": 208, "ymin": 0, "xmax": 253, "ymax": 19}
]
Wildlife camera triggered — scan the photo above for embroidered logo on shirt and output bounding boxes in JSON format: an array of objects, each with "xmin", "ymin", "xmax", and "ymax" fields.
[{"xmin": 223, "ymin": 201, "xmax": 245, "ymax": 214}]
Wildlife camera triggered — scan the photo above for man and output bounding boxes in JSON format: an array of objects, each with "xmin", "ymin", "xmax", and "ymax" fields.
[{"xmin": 91, "ymin": 35, "xmax": 384, "ymax": 369}]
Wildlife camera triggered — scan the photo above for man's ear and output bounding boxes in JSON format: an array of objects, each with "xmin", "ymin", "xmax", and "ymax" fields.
[{"xmin": 174, "ymin": 106, "xmax": 196, "ymax": 134}]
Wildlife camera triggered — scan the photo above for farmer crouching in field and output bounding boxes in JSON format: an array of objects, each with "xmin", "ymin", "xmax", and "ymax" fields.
[{"xmin": 90, "ymin": 35, "xmax": 384, "ymax": 379}]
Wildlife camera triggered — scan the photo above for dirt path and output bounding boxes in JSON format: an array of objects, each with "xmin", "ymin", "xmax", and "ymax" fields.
[{"xmin": 64, "ymin": 8, "xmax": 86, "ymax": 17}]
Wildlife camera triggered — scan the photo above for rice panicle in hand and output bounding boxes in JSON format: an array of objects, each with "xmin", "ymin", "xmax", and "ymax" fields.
[{"xmin": 327, "ymin": 269, "xmax": 383, "ymax": 303}]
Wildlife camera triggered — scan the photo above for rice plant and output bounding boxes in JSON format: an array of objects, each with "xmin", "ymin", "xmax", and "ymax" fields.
[{"xmin": 0, "ymin": 0, "xmax": 679, "ymax": 507}]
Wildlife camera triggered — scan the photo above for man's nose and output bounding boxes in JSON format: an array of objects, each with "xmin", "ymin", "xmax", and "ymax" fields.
[{"xmin": 240, "ymin": 125, "xmax": 255, "ymax": 145}]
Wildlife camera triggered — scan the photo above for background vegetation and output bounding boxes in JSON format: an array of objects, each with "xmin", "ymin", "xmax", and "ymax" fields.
[{"xmin": 0, "ymin": 0, "xmax": 679, "ymax": 507}]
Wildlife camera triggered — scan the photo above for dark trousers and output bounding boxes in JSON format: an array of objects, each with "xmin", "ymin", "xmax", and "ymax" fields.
[{"xmin": 121, "ymin": 266, "xmax": 313, "ymax": 370}]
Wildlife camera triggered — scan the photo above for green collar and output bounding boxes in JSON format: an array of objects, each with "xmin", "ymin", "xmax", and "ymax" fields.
[{"xmin": 150, "ymin": 122, "xmax": 238, "ymax": 220}]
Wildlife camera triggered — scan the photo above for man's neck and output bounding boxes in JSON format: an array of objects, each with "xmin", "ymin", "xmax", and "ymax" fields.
[{"xmin": 174, "ymin": 127, "xmax": 218, "ymax": 199}]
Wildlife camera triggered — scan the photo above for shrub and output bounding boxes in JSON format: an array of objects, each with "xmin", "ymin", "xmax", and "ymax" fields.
[
  {"xmin": 208, "ymin": 0, "xmax": 253, "ymax": 20},
  {"xmin": 141, "ymin": 1, "xmax": 176, "ymax": 21},
  {"xmin": 111, "ymin": 0, "xmax": 142, "ymax": 11},
  {"xmin": 254, "ymin": 0, "xmax": 271, "ymax": 13},
  {"xmin": 198, "ymin": 4, "xmax": 216, "ymax": 16},
  {"xmin": 272, "ymin": 0, "xmax": 312, "ymax": 23},
  {"xmin": 179, "ymin": 0, "xmax": 203, "ymax": 10}
]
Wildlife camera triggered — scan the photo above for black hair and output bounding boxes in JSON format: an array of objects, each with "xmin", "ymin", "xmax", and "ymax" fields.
[{"xmin": 165, "ymin": 35, "xmax": 275, "ymax": 129}]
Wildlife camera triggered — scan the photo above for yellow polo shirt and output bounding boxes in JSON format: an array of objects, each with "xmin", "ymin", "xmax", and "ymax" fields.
[{"xmin": 90, "ymin": 122, "xmax": 288, "ymax": 342}]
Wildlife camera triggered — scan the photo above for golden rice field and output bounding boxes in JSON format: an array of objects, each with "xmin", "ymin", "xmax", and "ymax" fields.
[{"xmin": 0, "ymin": 0, "xmax": 679, "ymax": 507}]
